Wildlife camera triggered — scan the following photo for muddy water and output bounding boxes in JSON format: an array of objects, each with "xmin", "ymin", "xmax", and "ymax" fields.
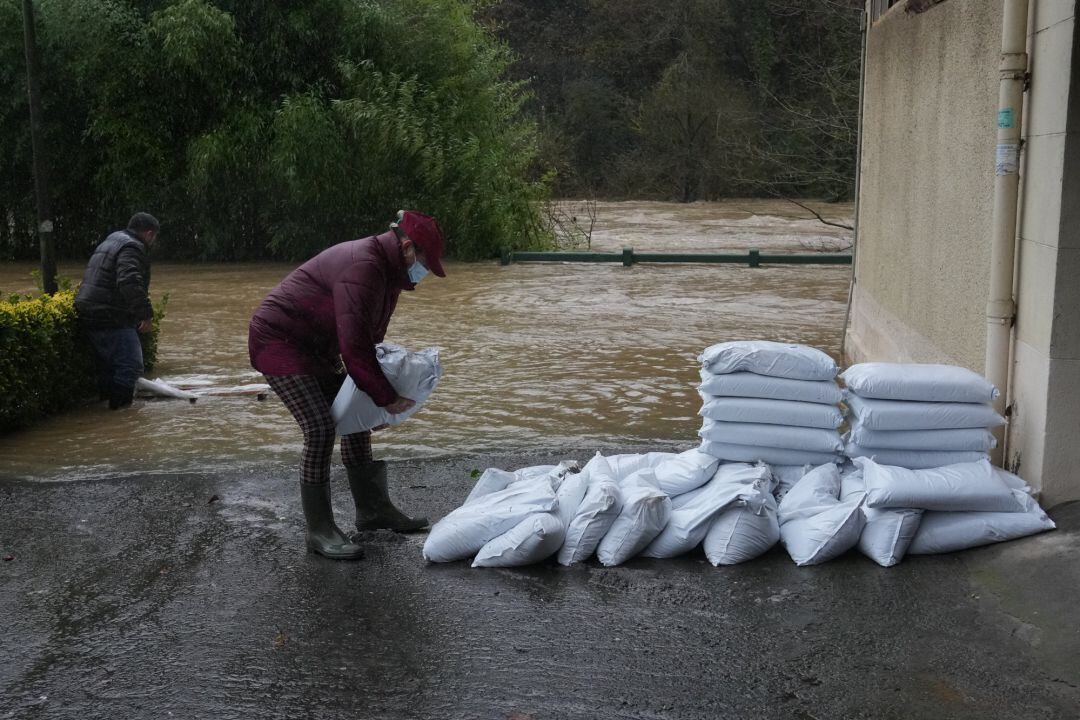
[{"xmin": 0, "ymin": 200, "xmax": 852, "ymax": 480}]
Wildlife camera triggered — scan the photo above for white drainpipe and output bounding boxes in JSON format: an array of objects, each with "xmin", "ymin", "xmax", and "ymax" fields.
[{"xmin": 985, "ymin": 0, "xmax": 1029, "ymax": 463}]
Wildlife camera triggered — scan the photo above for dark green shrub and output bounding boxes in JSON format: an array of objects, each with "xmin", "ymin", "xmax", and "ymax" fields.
[{"xmin": 0, "ymin": 289, "xmax": 165, "ymax": 432}]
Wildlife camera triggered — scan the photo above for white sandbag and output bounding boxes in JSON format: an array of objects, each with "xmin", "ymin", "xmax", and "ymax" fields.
[
  {"xmin": 515, "ymin": 461, "xmax": 580, "ymax": 490},
  {"xmin": 699, "ymin": 341, "xmax": 838, "ymax": 381},
  {"xmin": 703, "ymin": 483, "xmax": 780, "ymax": 565},
  {"xmin": 463, "ymin": 461, "xmax": 578, "ymax": 505},
  {"xmin": 670, "ymin": 462, "xmax": 771, "ymax": 509},
  {"xmin": 422, "ymin": 480, "xmax": 557, "ymax": 563},
  {"xmin": 854, "ymin": 457, "xmax": 1023, "ymax": 512},
  {"xmin": 907, "ymin": 490, "xmax": 1055, "ymax": 555},
  {"xmin": 699, "ymin": 419, "xmax": 843, "ymax": 453},
  {"xmin": 135, "ymin": 377, "xmax": 198, "ymax": 401},
  {"xmin": 639, "ymin": 489, "xmax": 740, "ymax": 558},
  {"xmin": 777, "ymin": 462, "xmax": 864, "ymax": 565},
  {"xmin": 847, "ymin": 422, "xmax": 996, "ymax": 452},
  {"xmin": 839, "ymin": 469, "xmax": 921, "ymax": 567},
  {"xmin": 859, "ymin": 507, "xmax": 923, "ymax": 567},
  {"xmin": 332, "ymin": 344, "xmax": 442, "ymax": 434},
  {"xmin": 472, "ymin": 512, "xmax": 565, "ymax": 567},
  {"xmin": 554, "ymin": 467, "xmax": 591, "ymax": 527},
  {"xmin": 838, "ymin": 464, "xmax": 864, "ymax": 501},
  {"xmin": 844, "ymin": 444, "xmax": 989, "ymax": 469},
  {"xmin": 770, "ymin": 464, "xmax": 809, "ymax": 502},
  {"xmin": 652, "ymin": 447, "xmax": 719, "ymax": 495},
  {"xmin": 844, "ymin": 393, "xmax": 1005, "ymax": 431},
  {"xmin": 779, "ymin": 500, "xmax": 865, "ymax": 566},
  {"xmin": 698, "ymin": 369, "xmax": 842, "ymax": 405},
  {"xmin": 840, "ymin": 363, "xmax": 998, "ymax": 404},
  {"xmin": 513, "ymin": 463, "xmax": 561, "ymax": 486},
  {"xmin": 463, "ymin": 468, "xmax": 518, "ymax": 505},
  {"xmin": 641, "ymin": 464, "xmax": 769, "ymax": 558},
  {"xmin": 596, "ymin": 470, "xmax": 672, "ymax": 566},
  {"xmin": 606, "ymin": 452, "xmax": 677, "ymax": 482},
  {"xmin": 995, "ymin": 467, "xmax": 1033, "ymax": 495},
  {"xmin": 558, "ymin": 456, "xmax": 623, "ymax": 565},
  {"xmin": 700, "ymin": 441, "xmax": 842, "ymax": 467},
  {"xmin": 700, "ymin": 394, "xmax": 843, "ymax": 429},
  {"xmin": 777, "ymin": 463, "xmax": 842, "ymax": 523}
]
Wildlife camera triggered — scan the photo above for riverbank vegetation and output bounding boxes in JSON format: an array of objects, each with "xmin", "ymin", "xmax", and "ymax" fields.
[
  {"xmin": 482, "ymin": 0, "xmax": 862, "ymax": 203},
  {"xmin": 2, "ymin": 0, "xmax": 860, "ymax": 262},
  {"xmin": 1, "ymin": 0, "xmax": 547, "ymax": 261},
  {"xmin": 0, "ymin": 286, "xmax": 166, "ymax": 431}
]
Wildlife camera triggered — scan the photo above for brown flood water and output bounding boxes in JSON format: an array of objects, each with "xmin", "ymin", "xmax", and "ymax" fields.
[{"xmin": 0, "ymin": 200, "xmax": 852, "ymax": 480}]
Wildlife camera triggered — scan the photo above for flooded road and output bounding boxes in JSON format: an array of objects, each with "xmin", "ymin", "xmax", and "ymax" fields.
[{"xmin": 0, "ymin": 200, "xmax": 852, "ymax": 480}]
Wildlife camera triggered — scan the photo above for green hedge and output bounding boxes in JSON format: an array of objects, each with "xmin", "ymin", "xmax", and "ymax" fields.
[{"xmin": 0, "ymin": 289, "xmax": 166, "ymax": 432}]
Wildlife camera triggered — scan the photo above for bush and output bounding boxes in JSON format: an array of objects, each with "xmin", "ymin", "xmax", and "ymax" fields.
[{"xmin": 0, "ymin": 289, "xmax": 165, "ymax": 432}]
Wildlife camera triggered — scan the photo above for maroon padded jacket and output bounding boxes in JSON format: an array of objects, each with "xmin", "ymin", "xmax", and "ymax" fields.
[{"xmin": 248, "ymin": 231, "xmax": 411, "ymax": 407}]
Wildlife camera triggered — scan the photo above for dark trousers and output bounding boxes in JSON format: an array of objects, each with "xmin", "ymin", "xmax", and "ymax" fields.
[
  {"xmin": 86, "ymin": 327, "xmax": 144, "ymax": 394},
  {"xmin": 265, "ymin": 374, "xmax": 373, "ymax": 485}
]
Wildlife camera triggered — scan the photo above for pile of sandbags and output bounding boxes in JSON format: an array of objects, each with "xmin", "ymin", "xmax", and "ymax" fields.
[
  {"xmin": 842, "ymin": 457, "xmax": 1055, "ymax": 565},
  {"xmin": 421, "ymin": 452, "xmax": 1055, "ymax": 569},
  {"xmin": 840, "ymin": 363, "xmax": 1005, "ymax": 469},
  {"xmin": 695, "ymin": 341, "xmax": 845, "ymax": 466},
  {"xmin": 423, "ymin": 449, "xmax": 787, "ymax": 568},
  {"xmin": 775, "ymin": 457, "xmax": 1056, "ymax": 567},
  {"xmin": 419, "ymin": 349, "xmax": 1057, "ymax": 570}
]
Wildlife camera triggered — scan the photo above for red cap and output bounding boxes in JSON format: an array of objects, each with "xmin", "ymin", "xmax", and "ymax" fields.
[{"xmin": 396, "ymin": 210, "xmax": 447, "ymax": 277}]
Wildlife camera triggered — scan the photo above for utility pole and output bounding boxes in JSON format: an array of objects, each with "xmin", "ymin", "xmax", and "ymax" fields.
[{"xmin": 21, "ymin": 0, "xmax": 57, "ymax": 294}]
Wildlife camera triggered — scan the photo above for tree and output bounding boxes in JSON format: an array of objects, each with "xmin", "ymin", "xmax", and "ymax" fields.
[
  {"xmin": 483, "ymin": 0, "xmax": 862, "ymax": 201},
  {"xmin": 0, "ymin": 0, "xmax": 549, "ymax": 260}
]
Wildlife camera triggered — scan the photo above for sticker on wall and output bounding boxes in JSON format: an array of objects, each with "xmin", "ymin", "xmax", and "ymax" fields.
[
  {"xmin": 997, "ymin": 108, "xmax": 1015, "ymax": 129},
  {"xmin": 995, "ymin": 143, "xmax": 1019, "ymax": 176}
]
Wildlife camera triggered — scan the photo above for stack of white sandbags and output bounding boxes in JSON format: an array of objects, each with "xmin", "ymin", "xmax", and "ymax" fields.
[
  {"xmin": 696, "ymin": 341, "xmax": 845, "ymax": 467},
  {"xmin": 840, "ymin": 363, "xmax": 1006, "ymax": 469},
  {"xmin": 847, "ymin": 457, "xmax": 1055, "ymax": 562}
]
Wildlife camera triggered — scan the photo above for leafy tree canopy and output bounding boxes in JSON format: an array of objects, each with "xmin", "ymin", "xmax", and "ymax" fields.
[
  {"xmin": 483, "ymin": 0, "xmax": 862, "ymax": 202},
  {"xmin": 2, "ymin": 0, "xmax": 548, "ymax": 260}
]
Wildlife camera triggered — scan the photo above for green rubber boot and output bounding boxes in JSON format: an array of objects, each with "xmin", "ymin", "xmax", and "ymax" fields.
[
  {"xmin": 347, "ymin": 460, "xmax": 429, "ymax": 533},
  {"xmin": 299, "ymin": 482, "xmax": 366, "ymax": 560}
]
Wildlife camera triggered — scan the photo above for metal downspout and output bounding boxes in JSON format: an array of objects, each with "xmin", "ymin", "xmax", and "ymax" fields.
[{"xmin": 985, "ymin": 0, "xmax": 1029, "ymax": 464}]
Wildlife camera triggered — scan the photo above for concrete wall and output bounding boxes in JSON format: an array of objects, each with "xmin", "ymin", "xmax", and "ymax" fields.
[
  {"xmin": 1009, "ymin": 1, "xmax": 1079, "ymax": 504},
  {"xmin": 848, "ymin": 0, "xmax": 1003, "ymax": 371},
  {"xmin": 849, "ymin": 0, "xmax": 1080, "ymax": 503}
]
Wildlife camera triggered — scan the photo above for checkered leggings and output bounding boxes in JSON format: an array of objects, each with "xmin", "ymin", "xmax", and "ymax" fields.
[{"xmin": 264, "ymin": 374, "xmax": 373, "ymax": 485}]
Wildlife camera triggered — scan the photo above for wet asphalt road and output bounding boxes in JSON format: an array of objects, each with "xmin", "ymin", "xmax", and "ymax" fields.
[{"xmin": 2, "ymin": 449, "xmax": 1078, "ymax": 720}]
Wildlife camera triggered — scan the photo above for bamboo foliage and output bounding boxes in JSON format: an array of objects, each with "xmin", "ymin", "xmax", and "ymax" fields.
[{"xmin": 1, "ymin": 0, "xmax": 548, "ymax": 261}]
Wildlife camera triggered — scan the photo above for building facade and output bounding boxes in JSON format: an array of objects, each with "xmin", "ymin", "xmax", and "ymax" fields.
[{"xmin": 848, "ymin": 0, "xmax": 1079, "ymax": 504}]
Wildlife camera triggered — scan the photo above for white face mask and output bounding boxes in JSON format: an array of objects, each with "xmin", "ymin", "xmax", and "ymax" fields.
[{"xmin": 408, "ymin": 259, "xmax": 429, "ymax": 284}]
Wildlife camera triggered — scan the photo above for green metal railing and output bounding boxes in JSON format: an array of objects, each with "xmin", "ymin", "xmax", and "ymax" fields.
[{"xmin": 500, "ymin": 247, "xmax": 852, "ymax": 267}]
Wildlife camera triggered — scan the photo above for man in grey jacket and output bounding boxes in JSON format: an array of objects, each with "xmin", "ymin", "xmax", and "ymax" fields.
[{"xmin": 74, "ymin": 212, "xmax": 159, "ymax": 409}]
